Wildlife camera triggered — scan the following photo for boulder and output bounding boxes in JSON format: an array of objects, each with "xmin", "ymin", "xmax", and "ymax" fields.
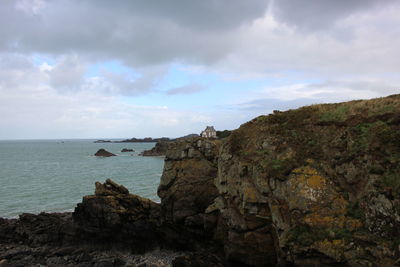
[
  {"xmin": 94, "ymin": 148, "xmax": 116, "ymax": 157},
  {"xmin": 73, "ymin": 179, "xmax": 161, "ymax": 252}
]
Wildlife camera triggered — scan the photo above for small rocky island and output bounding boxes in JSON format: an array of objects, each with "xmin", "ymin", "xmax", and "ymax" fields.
[
  {"xmin": 94, "ymin": 149, "xmax": 116, "ymax": 157},
  {"xmin": 121, "ymin": 148, "xmax": 134, "ymax": 152},
  {"xmin": 1, "ymin": 94, "xmax": 399, "ymax": 266}
]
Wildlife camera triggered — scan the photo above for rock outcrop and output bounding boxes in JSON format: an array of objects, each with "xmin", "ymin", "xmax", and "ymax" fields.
[
  {"xmin": 121, "ymin": 148, "xmax": 134, "ymax": 152},
  {"xmin": 94, "ymin": 148, "xmax": 116, "ymax": 157},
  {"xmin": 74, "ymin": 179, "xmax": 161, "ymax": 252},
  {"xmin": 209, "ymin": 94, "xmax": 400, "ymax": 266},
  {"xmin": 157, "ymin": 138, "xmax": 222, "ymax": 249},
  {"xmin": 0, "ymin": 180, "xmax": 183, "ymax": 266},
  {"xmin": 140, "ymin": 141, "xmax": 170, "ymax": 156}
]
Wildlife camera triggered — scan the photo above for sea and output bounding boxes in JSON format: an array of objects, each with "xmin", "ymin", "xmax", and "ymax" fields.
[{"xmin": 0, "ymin": 140, "xmax": 164, "ymax": 218}]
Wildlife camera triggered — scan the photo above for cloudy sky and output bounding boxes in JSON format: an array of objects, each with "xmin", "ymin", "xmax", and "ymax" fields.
[{"xmin": 1, "ymin": 0, "xmax": 399, "ymax": 139}]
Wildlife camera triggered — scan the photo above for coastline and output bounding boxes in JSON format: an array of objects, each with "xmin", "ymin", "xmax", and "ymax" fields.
[{"xmin": 1, "ymin": 95, "xmax": 399, "ymax": 266}]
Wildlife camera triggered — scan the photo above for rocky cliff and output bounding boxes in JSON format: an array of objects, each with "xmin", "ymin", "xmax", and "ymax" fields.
[
  {"xmin": 210, "ymin": 94, "xmax": 400, "ymax": 266},
  {"xmin": 154, "ymin": 94, "xmax": 400, "ymax": 266},
  {"xmin": 0, "ymin": 95, "xmax": 399, "ymax": 266},
  {"xmin": 157, "ymin": 138, "xmax": 221, "ymax": 249}
]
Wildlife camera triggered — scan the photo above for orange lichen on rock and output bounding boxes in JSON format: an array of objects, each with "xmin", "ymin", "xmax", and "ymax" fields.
[
  {"xmin": 314, "ymin": 239, "xmax": 346, "ymax": 261},
  {"xmin": 243, "ymin": 186, "xmax": 260, "ymax": 203}
]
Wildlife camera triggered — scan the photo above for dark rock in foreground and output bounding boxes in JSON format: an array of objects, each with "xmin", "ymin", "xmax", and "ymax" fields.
[
  {"xmin": 121, "ymin": 148, "xmax": 134, "ymax": 152},
  {"xmin": 94, "ymin": 148, "xmax": 116, "ymax": 157},
  {"xmin": 0, "ymin": 179, "xmax": 196, "ymax": 266},
  {"xmin": 74, "ymin": 179, "xmax": 162, "ymax": 252}
]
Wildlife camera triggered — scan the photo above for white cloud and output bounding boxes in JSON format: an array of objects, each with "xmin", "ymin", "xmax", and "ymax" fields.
[
  {"xmin": 0, "ymin": 0, "xmax": 399, "ymax": 139},
  {"xmin": 48, "ymin": 54, "xmax": 86, "ymax": 92}
]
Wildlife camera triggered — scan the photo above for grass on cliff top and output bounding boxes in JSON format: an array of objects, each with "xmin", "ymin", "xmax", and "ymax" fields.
[
  {"xmin": 252, "ymin": 94, "xmax": 400, "ymax": 125},
  {"xmin": 311, "ymin": 94, "xmax": 400, "ymax": 123},
  {"xmin": 227, "ymin": 94, "xmax": 400, "ymax": 182}
]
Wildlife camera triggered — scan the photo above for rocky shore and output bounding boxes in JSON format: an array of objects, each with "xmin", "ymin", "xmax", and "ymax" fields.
[{"xmin": 1, "ymin": 94, "xmax": 399, "ymax": 266}]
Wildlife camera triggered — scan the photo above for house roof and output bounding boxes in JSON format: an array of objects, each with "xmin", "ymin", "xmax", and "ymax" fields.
[{"xmin": 204, "ymin": 126, "xmax": 216, "ymax": 131}]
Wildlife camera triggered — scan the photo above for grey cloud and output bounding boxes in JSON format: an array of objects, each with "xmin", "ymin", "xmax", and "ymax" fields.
[
  {"xmin": 0, "ymin": 53, "xmax": 45, "ymax": 90},
  {"xmin": 49, "ymin": 55, "xmax": 86, "ymax": 92},
  {"xmin": 271, "ymin": 0, "xmax": 397, "ymax": 31},
  {"xmin": 166, "ymin": 84, "xmax": 205, "ymax": 95},
  {"xmin": 0, "ymin": 0, "xmax": 268, "ymax": 67},
  {"xmin": 235, "ymin": 78, "xmax": 400, "ymax": 113},
  {"xmin": 308, "ymin": 80, "xmax": 399, "ymax": 95},
  {"xmin": 83, "ymin": 0, "xmax": 269, "ymax": 31},
  {"xmin": 99, "ymin": 66, "xmax": 166, "ymax": 96},
  {"xmin": 236, "ymin": 97, "xmax": 318, "ymax": 112}
]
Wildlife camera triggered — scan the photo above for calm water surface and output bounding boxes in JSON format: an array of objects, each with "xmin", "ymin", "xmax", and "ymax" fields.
[{"xmin": 0, "ymin": 140, "xmax": 164, "ymax": 218}]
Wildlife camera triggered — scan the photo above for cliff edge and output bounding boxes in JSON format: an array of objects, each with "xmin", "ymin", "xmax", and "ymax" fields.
[{"xmin": 210, "ymin": 94, "xmax": 400, "ymax": 266}]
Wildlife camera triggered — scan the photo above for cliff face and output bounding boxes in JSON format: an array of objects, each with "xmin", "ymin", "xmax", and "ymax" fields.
[
  {"xmin": 146, "ymin": 95, "xmax": 400, "ymax": 266},
  {"xmin": 210, "ymin": 94, "xmax": 400, "ymax": 266},
  {"xmin": 157, "ymin": 138, "xmax": 221, "ymax": 248}
]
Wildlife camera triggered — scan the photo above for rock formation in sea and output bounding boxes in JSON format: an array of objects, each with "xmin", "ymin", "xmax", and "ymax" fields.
[
  {"xmin": 139, "ymin": 140, "xmax": 170, "ymax": 156},
  {"xmin": 94, "ymin": 140, "xmax": 112, "ymax": 143},
  {"xmin": 121, "ymin": 148, "xmax": 134, "ymax": 152},
  {"xmin": 94, "ymin": 148, "xmax": 116, "ymax": 157},
  {"xmin": 1, "ymin": 94, "xmax": 399, "ymax": 266},
  {"xmin": 116, "ymin": 137, "xmax": 170, "ymax": 143}
]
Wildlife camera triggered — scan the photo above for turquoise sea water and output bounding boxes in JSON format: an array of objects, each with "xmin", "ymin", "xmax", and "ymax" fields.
[{"xmin": 0, "ymin": 140, "xmax": 164, "ymax": 218}]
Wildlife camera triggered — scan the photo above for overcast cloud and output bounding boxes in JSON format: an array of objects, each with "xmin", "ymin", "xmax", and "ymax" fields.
[{"xmin": 0, "ymin": 0, "xmax": 399, "ymax": 139}]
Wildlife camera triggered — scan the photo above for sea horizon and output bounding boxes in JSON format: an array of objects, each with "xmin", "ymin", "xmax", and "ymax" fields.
[{"xmin": 0, "ymin": 140, "xmax": 164, "ymax": 218}]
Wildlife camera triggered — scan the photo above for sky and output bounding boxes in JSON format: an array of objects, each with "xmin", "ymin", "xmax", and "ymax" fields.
[{"xmin": 0, "ymin": 0, "xmax": 399, "ymax": 139}]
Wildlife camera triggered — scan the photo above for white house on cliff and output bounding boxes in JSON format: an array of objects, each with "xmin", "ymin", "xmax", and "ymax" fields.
[{"xmin": 201, "ymin": 126, "xmax": 217, "ymax": 138}]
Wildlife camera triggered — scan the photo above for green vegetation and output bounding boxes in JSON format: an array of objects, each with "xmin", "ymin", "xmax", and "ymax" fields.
[
  {"xmin": 349, "ymin": 120, "xmax": 398, "ymax": 156},
  {"xmin": 288, "ymin": 225, "xmax": 329, "ymax": 246},
  {"xmin": 346, "ymin": 202, "xmax": 365, "ymax": 220},
  {"xmin": 350, "ymin": 122, "xmax": 373, "ymax": 154},
  {"xmin": 313, "ymin": 94, "xmax": 400, "ymax": 123},
  {"xmin": 379, "ymin": 172, "xmax": 400, "ymax": 196},
  {"xmin": 319, "ymin": 105, "xmax": 350, "ymax": 122},
  {"xmin": 227, "ymin": 130, "xmax": 243, "ymax": 154},
  {"xmin": 216, "ymin": 130, "xmax": 232, "ymax": 139},
  {"xmin": 289, "ymin": 225, "xmax": 321, "ymax": 246},
  {"xmin": 289, "ymin": 224, "xmax": 354, "ymax": 246},
  {"xmin": 262, "ymin": 158, "xmax": 297, "ymax": 179}
]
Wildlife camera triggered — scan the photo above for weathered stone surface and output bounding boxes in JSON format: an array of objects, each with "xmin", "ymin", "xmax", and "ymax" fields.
[
  {"xmin": 94, "ymin": 148, "xmax": 116, "ymax": 157},
  {"xmin": 211, "ymin": 94, "xmax": 400, "ymax": 266},
  {"xmin": 157, "ymin": 137, "xmax": 221, "ymax": 249},
  {"xmin": 74, "ymin": 179, "xmax": 161, "ymax": 252},
  {"xmin": 0, "ymin": 180, "xmax": 174, "ymax": 266}
]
